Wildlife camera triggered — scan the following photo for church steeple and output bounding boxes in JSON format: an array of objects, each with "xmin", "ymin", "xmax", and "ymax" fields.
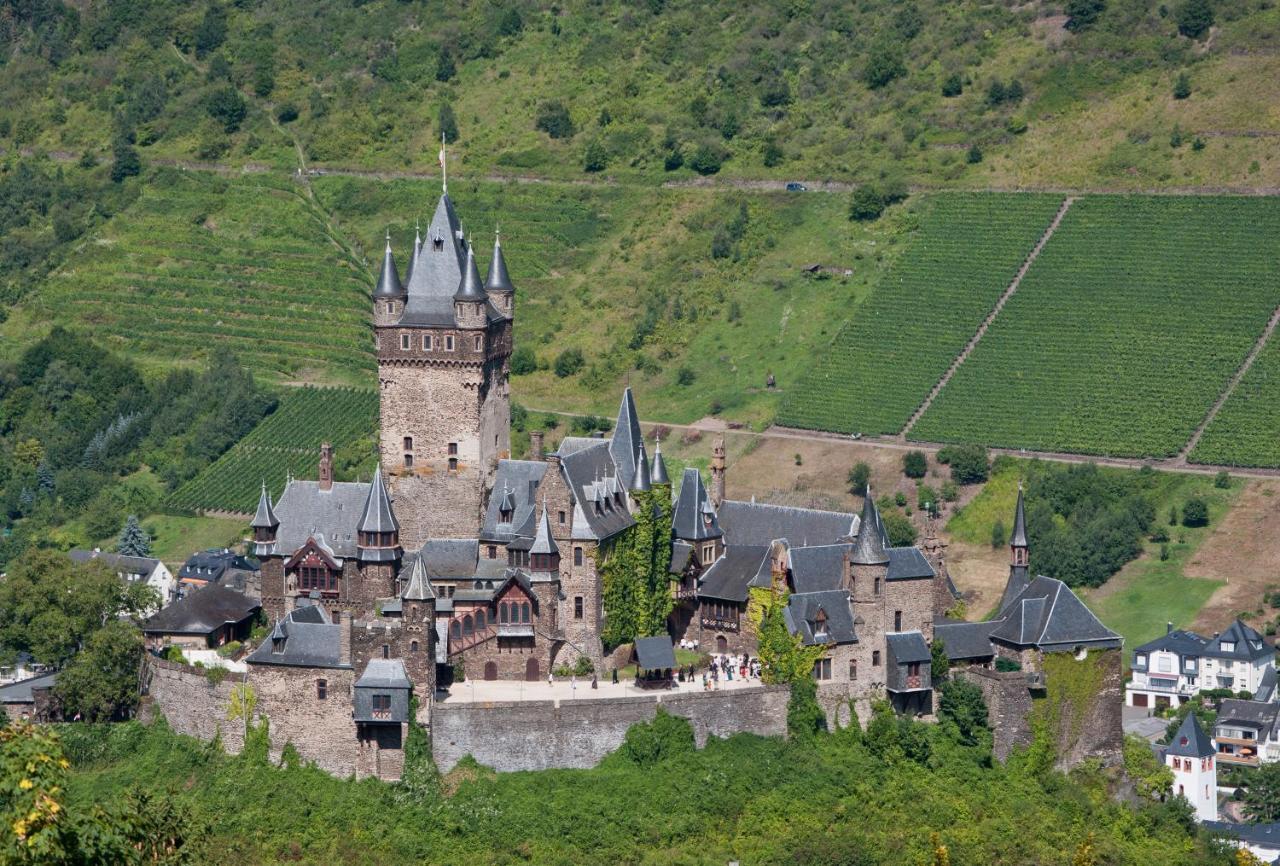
[{"xmin": 999, "ymin": 484, "xmax": 1032, "ymax": 613}]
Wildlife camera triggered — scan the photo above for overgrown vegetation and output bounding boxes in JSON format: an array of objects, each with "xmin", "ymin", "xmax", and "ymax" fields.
[{"xmin": 600, "ymin": 482, "xmax": 674, "ymax": 647}]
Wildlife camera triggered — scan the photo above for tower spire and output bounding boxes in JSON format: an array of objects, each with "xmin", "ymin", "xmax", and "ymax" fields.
[
  {"xmin": 439, "ymin": 132, "xmax": 447, "ymax": 194},
  {"xmin": 999, "ymin": 482, "xmax": 1032, "ymax": 613}
]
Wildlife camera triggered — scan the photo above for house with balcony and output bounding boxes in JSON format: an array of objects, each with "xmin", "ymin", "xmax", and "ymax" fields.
[
  {"xmin": 1214, "ymin": 699, "xmax": 1280, "ymax": 767},
  {"xmin": 1127, "ymin": 620, "xmax": 1275, "ymax": 710}
]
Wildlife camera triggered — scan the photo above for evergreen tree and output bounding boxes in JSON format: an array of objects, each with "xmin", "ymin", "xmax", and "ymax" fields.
[
  {"xmin": 117, "ymin": 514, "xmax": 151, "ymax": 557},
  {"xmin": 35, "ymin": 463, "xmax": 54, "ymax": 496},
  {"xmin": 1177, "ymin": 0, "xmax": 1214, "ymax": 39},
  {"xmin": 1064, "ymin": 0, "xmax": 1106, "ymax": 33},
  {"xmin": 438, "ymin": 102, "xmax": 458, "ymax": 144}
]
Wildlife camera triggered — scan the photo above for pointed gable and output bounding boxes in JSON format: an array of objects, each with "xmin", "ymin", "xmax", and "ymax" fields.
[
  {"xmin": 401, "ymin": 556, "xmax": 435, "ymax": 601},
  {"xmin": 608, "ymin": 387, "xmax": 644, "ymax": 491},
  {"xmin": 673, "ymin": 468, "xmax": 722, "ymax": 542},
  {"xmin": 1166, "ymin": 711, "xmax": 1215, "ymax": 759}
]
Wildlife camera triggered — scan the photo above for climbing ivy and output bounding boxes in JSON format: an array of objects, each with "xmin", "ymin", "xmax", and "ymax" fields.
[
  {"xmin": 749, "ymin": 586, "xmax": 826, "ymax": 684},
  {"xmin": 601, "ymin": 484, "xmax": 673, "ymax": 647},
  {"xmin": 1024, "ymin": 649, "xmax": 1112, "ymax": 772}
]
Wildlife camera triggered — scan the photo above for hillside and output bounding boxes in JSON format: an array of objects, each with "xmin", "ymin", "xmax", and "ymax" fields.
[{"xmin": 2, "ymin": 0, "xmax": 1280, "ymax": 190}]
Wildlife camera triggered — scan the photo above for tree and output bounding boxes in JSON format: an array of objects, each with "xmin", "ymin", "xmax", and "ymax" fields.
[
  {"xmin": 903, "ymin": 450, "xmax": 927, "ymax": 479},
  {"xmin": 435, "ymin": 46, "xmax": 455, "ymax": 82},
  {"xmin": 938, "ymin": 679, "xmax": 989, "ymax": 746},
  {"xmin": 762, "ymin": 139, "xmax": 784, "ymax": 167},
  {"xmin": 1244, "ymin": 760, "xmax": 1280, "ymax": 822},
  {"xmin": 864, "ymin": 40, "xmax": 906, "ymax": 89},
  {"xmin": 1181, "ymin": 496, "xmax": 1209, "ymax": 527},
  {"xmin": 847, "ymin": 462, "xmax": 871, "ymax": 495},
  {"xmin": 535, "ymin": 101, "xmax": 576, "ymax": 139},
  {"xmin": 864, "ymin": 699, "xmax": 900, "ymax": 759},
  {"xmin": 583, "ymin": 139, "xmax": 607, "ymax": 173},
  {"xmin": 966, "ymin": 144, "xmax": 984, "ymax": 164},
  {"xmin": 849, "ymin": 185, "xmax": 886, "ymax": 221},
  {"xmin": 688, "ymin": 141, "xmax": 726, "ymax": 175},
  {"xmin": 1215, "ymin": 470, "xmax": 1231, "ymax": 489},
  {"xmin": 991, "ymin": 519, "xmax": 1006, "ymax": 549},
  {"xmin": 116, "ymin": 514, "xmax": 151, "ymax": 557},
  {"xmin": 881, "ymin": 510, "xmax": 917, "ymax": 547},
  {"xmin": 930, "ymin": 638, "xmax": 950, "ymax": 684},
  {"xmin": 554, "ymin": 348, "xmax": 584, "ymax": 378},
  {"xmin": 614, "ymin": 707, "xmax": 695, "ymax": 766},
  {"xmin": 510, "ymin": 346, "xmax": 536, "ymax": 375},
  {"xmin": 1123, "ymin": 733, "xmax": 1173, "ymax": 799},
  {"xmin": 110, "ymin": 139, "xmax": 141, "ymax": 183},
  {"xmin": 1173, "ymin": 72, "xmax": 1191, "ymax": 99},
  {"xmin": 438, "ymin": 103, "xmax": 458, "ymax": 144},
  {"xmin": 1064, "ymin": 0, "xmax": 1106, "ymax": 32},
  {"xmin": 0, "ymin": 550, "xmax": 156, "ymax": 666},
  {"xmin": 1177, "ymin": 0, "xmax": 1214, "ymax": 39},
  {"xmin": 205, "ymin": 86, "xmax": 247, "ymax": 133},
  {"xmin": 497, "ymin": 7, "xmax": 523, "ymax": 37},
  {"xmin": 941, "ymin": 444, "xmax": 989, "ymax": 484},
  {"xmin": 787, "ymin": 676, "xmax": 827, "ymax": 743},
  {"xmin": 193, "ymin": 4, "xmax": 228, "ymax": 59},
  {"xmin": 54, "ymin": 620, "xmax": 143, "ymax": 721},
  {"xmin": 941, "ymin": 72, "xmax": 963, "ymax": 97}
]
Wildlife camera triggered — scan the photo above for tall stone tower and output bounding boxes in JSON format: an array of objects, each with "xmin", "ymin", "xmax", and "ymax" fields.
[{"xmin": 374, "ymin": 194, "xmax": 513, "ymax": 549}]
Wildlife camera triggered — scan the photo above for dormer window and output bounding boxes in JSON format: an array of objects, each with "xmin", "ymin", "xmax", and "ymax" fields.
[
  {"xmin": 432, "ymin": 234, "xmax": 444, "ymax": 250},
  {"xmin": 272, "ymin": 636, "xmax": 285, "ymax": 654},
  {"xmin": 500, "ymin": 505, "xmax": 513, "ymax": 522},
  {"xmin": 1222, "ymin": 641, "xmax": 1236, "ymax": 653}
]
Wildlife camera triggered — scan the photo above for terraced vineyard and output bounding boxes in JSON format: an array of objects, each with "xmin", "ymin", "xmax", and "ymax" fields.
[
  {"xmin": 168, "ymin": 386, "xmax": 378, "ymax": 514},
  {"xmin": 913, "ymin": 196, "xmax": 1280, "ymax": 457},
  {"xmin": 776, "ymin": 193, "xmax": 1064, "ymax": 435},
  {"xmin": 1191, "ymin": 333, "xmax": 1280, "ymax": 467},
  {"xmin": 34, "ymin": 170, "xmax": 374, "ymax": 384}
]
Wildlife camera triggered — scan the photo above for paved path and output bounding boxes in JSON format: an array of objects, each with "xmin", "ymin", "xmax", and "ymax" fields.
[
  {"xmin": 437, "ymin": 673, "xmax": 763, "ymax": 705},
  {"xmin": 900, "ymin": 195, "xmax": 1076, "ymax": 437}
]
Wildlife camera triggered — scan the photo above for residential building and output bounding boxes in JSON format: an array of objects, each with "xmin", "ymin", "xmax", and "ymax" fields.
[
  {"xmin": 1127, "ymin": 619, "xmax": 1275, "ymax": 709},
  {"xmin": 69, "ymin": 548, "xmax": 176, "ymax": 609}
]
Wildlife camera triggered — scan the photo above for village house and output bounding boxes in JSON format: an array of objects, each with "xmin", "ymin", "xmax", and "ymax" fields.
[
  {"xmin": 1126, "ymin": 619, "xmax": 1276, "ymax": 710},
  {"xmin": 69, "ymin": 548, "xmax": 176, "ymax": 610}
]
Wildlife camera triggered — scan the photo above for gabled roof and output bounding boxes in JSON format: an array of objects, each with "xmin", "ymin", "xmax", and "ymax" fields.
[
  {"xmin": 634, "ymin": 635, "xmax": 677, "ymax": 671},
  {"xmin": 356, "ymin": 658, "xmax": 411, "ymax": 690},
  {"xmin": 1207, "ymin": 619, "xmax": 1273, "ymax": 661},
  {"xmin": 69, "ymin": 549, "xmax": 163, "ymax": 578},
  {"xmin": 716, "ymin": 499, "xmax": 855, "ymax": 548},
  {"xmin": 786, "ymin": 590, "xmax": 857, "ymax": 646},
  {"xmin": 1133, "ymin": 628, "xmax": 1209, "ymax": 657},
  {"xmin": 246, "ymin": 604, "xmax": 348, "ymax": 669},
  {"xmin": 788, "ymin": 544, "xmax": 848, "ymax": 594},
  {"xmin": 1216, "ymin": 699, "xmax": 1279, "ymax": 733},
  {"xmin": 558, "ymin": 439, "xmax": 635, "ymax": 541},
  {"xmin": 886, "ymin": 631, "xmax": 931, "ymax": 664},
  {"xmin": 0, "ymin": 671, "xmax": 58, "ymax": 704},
  {"xmin": 608, "ymin": 387, "xmax": 644, "ymax": 491},
  {"xmin": 1165, "ymin": 711, "xmax": 1215, "ymax": 759},
  {"xmin": 1202, "ymin": 821, "xmax": 1280, "ymax": 849},
  {"xmin": 989, "ymin": 576, "xmax": 1122, "ymax": 650},
  {"xmin": 698, "ymin": 545, "xmax": 769, "ymax": 601},
  {"xmin": 357, "ymin": 466, "xmax": 399, "ymax": 535},
  {"xmin": 402, "ymin": 540, "xmax": 478, "ymax": 580},
  {"xmin": 484, "ymin": 233, "xmax": 515, "ymax": 294},
  {"xmin": 250, "ymin": 482, "xmax": 279, "ymax": 530},
  {"xmin": 850, "ymin": 492, "xmax": 888, "ymax": 565},
  {"xmin": 673, "ymin": 468, "xmax": 722, "ymax": 542},
  {"xmin": 374, "ymin": 236, "xmax": 404, "ymax": 298},
  {"xmin": 933, "ymin": 619, "xmax": 998, "ymax": 660},
  {"xmin": 481, "ymin": 460, "xmax": 547, "ymax": 543},
  {"xmin": 143, "ymin": 585, "xmax": 260, "ymax": 636},
  {"xmin": 272, "ymin": 479, "xmax": 371, "ymax": 559},
  {"xmin": 886, "ymin": 547, "xmax": 935, "ymax": 580}
]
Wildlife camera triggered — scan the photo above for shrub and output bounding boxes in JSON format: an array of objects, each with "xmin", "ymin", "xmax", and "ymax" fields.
[
  {"xmin": 941, "ymin": 480, "xmax": 959, "ymax": 502},
  {"xmin": 762, "ymin": 139, "xmax": 784, "ymax": 167},
  {"xmin": 864, "ymin": 40, "xmax": 906, "ymax": 89},
  {"xmin": 849, "ymin": 185, "xmax": 886, "ymax": 222},
  {"xmin": 1150, "ymin": 526, "xmax": 1169, "ymax": 543},
  {"xmin": 276, "ymin": 103, "xmax": 299, "ymax": 124},
  {"xmin": 1177, "ymin": 0, "xmax": 1213, "ymax": 39},
  {"xmin": 438, "ymin": 102, "xmax": 458, "ymax": 144},
  {"xmin": 676, "ymin": 366, "xmax": 696, "ymax": 386},
  {"xmin": 510, "ymin": 346, "xmax": 536, "ymax": 375},
  {"xmin": 940, "ymin": 444, "xmax": 988, "ymax": 484},
  {"xmin": 881, "ymin": 509, "xmax": 917, "ymax": 546},
  {"xmin": 991, "ymin": 519, "xmax": 1006, "ymax": 549},
  {"xmin": 689, "ymin": 141, "xmax": 726, "ymax": 175},
  {"xmin": 535, "ymin": 101, "xmax": 576, "ymax": 139},
  {"xmin": 787, "ymin": 677, "xmax": 827, "ymax": 743},
  {"xmin": 1173, "ymin": 72, "xmax": 1191, "ymax": 100},
  {"xmin": 847, "ymin": 462, "xmax": 871, "ymax": 495},
  {"xmin": 1182, "ymin": 496, "xmax": 1209, "ymax": 527},
  {"xmin": 216, "ymin": 641, "xmax": 241, "ymax": 658},
  {"xmin": 1192, "ymin": 136, "xmax": 1206, "ymax": 151},
  {"xmin": 1214, "ymin": 470, "xmax": 1231, "ymax": 489},
  {"xmin": 917, "ymin": 484, "xmax": 938, "ymax": 511},
  {"xmin": 994, "ymin": 657, "xmax": 1021, "ymax": 672},
  {"xmin": 205, "ymin": 666, "xmax": 228, "ymax": 685},
  {"xmin": 1065, "ymin": 0, "xmax": 1107, "ymax": 32},
  {"xmin": 435, "ymin": 46, "xmax": 455, "ymax": 82},
  {"xmin": 110, "ymin": 141, "xmax": 141, "ymax": 183},
  {"xmin": 583, "ymin": 139, "xmax": 607, "ymax": 173},
  {"xmin": 205, "ymin": 87, "xmax": 247, "ymax": 133},
  {"xmin": 613, "ymin": 707, "xmax": 695, "ymax": 766},
  {"xmin": 941, "ymin": 73, "xmax": 963, "ymax": 97},
  {"xmin": 966, "ymin": 144, "xmax": 984, "ymax": 164},
  {"xmin": 664, "ymin": 147, "xmax": 684, "ymax": 171},
  {"xmin": 939, "ymin": 679, "xmax": 989, "ymax": 746},
  {"xmin": 903, "ymin": 450, "xmax": 927, "ymax": 479},
  {"xmin": 553, "ymin": 348, "xmax": 584, "ymax": 378}
]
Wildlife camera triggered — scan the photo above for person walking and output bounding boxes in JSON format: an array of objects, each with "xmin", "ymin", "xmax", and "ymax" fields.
[
  {"xmin": 612, "ymin": 668, "xmax": 619, "ymax": 685},
  {"xmin": 548, "ymin": 671, "xmax": 553, "ymax": 688},
  {"xmin": 591, "ymin": 674, "xmax": 598, "ymax": 690}
]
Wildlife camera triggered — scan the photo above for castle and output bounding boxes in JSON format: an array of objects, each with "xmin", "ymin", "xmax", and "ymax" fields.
[{"xmin": 146, "ymin": 189, "xmax": 1124, "ymax": 780}]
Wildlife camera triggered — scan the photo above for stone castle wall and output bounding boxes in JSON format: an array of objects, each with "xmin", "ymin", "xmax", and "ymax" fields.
[
  {"xmin": 143, "ymin": 657, "xmax": 246, "ymax": 755},
  {"xmin": 955, "ymin": 666, "xmax": 1034, "ymax": 761},
  {"xmin": 431, "ymin": 685, "xmax": 790, "ymax": 772}
]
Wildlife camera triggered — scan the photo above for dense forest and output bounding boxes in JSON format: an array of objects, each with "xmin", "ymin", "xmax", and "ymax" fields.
[{"xmin": 0, "ymin": 328, "xmax": 274, "ymax": 566}]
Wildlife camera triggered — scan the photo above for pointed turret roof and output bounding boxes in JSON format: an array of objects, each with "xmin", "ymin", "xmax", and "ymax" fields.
[
  {"xmin": 632, "ymin": 442, "xmax": 651, "ymax": 492},
  {"xmin": 1011, "ymin": 483, "xmax": 1028, "ymax": 548},
  {"xmin": 373, "ymin": 233, "xmax": 403, "ymax": 298},
  {"xmin": 454, "ymin": 242, "xmax": 487, "ymax": 302},
  {"xmin": 651, "ymin": 437, "xmax": 670, "ymax": 485},
  {"xmin": 357, "ymin": 466, "xmax": 399, "ymax": 534},
  {"xmin": 250, "ymin": 482, "xmax": 278, "ymax": 529},
  {"xmin": 850, "ymin": 489, "xmax": 889, "ymax": 565},
  {"xmin": 403, "ymin": 223, "xmax": 420, "ymax": 287},
  {"xmin": 672, "ymin": 468, "xmax": 722, "ymax": 541},
  {"xmin": 484, "ymin": 231, "xmax": 515, "ymax": 293},
  {"xmin": 609, "ymin": 387, "xmax": 644, "ymax": 490},
  {"xmin": 530, "ymin": 502, "xmax": 559, "ymax": 556},
  {"xmin": 406, "ymin": 194, "xmax": 465, "ymax": 300},
  {"xmin": 1166, "ymin": 709, "xmax": 1216, "ymax": 759},
  {"xmin": 401, "ymin": 556, "xmax": 435, "ymax": 601}
]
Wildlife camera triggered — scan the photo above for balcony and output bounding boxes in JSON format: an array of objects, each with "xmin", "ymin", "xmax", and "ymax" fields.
[
  {"xmin": 1126, "ymin": 678, "xmax": 1194, "ymax": 695},
  {"xmin": 1217, "ymin": 742, "xmax": 1261, "ymax": 767},
  {"xmin": 497, "ymin": 623, "xmax": 534, "ymax": 638},
  {"xmin": 673, "ymin": 587, "xmax": 698, "ymax": 601},
  {"xmin": 700, "ymin": 616, "xmax": 740, "ymax": 633}
]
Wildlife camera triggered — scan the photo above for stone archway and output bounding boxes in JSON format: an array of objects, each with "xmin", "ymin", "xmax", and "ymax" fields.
[
  {"xmin": 716, "ymin": 635, "xmax": 728, "ymax": 654},
  {"xmin": 525, "ymin": 657, "xmax": 540, "ymax": 681}
]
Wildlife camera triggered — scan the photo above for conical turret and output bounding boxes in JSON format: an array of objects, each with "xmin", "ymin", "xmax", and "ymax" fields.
[
  {"xmin": 650, "ymin": 437, "xmax": 670, "ymax": 485},
  {"xmin": 250, "ymin": 481, "xmax": 279, "ymax": 555},
  {"xmin": 454, "ymin": 243, "xmax": 487, "ymax": 302},
  {"xmin": 851, "ymin": 488, "xmax": 889, "ymax": 565},
  {"xmin": 999, "ymin": 482, "xmax": 1032, "ymax": 613},
  {"xmin": 374, "ymin": 232, "xmax": 403, "ymax": 298},
  {"xmin": 631, "ymin": 442, "xmax": 651, "ymax": 492},
  {"xmin": 484, "ymin": 230, "xmax": 515, "ymax": 318},
  {"xmin": 401, "ymin": 555, "xmax": 435, "ymax": 601},
  {"xmin": 357, "ymin": 466, "xmax": 401, "ymax": 562}
]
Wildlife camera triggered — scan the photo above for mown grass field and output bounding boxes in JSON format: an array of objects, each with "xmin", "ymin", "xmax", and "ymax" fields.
[
  {"xmin": 168, "ymin": 386, "xmax": 378, "ymax": 514},
  {"xmin": 913, "ymin": 195, "xmax": 1280, "ymax": 458},
  {"xmin": 30, "ymin": 169, "xmax": 374, "ymax": 385},
  {"xmin": 777, "ymin": 193, "xmax": 1063, "ymax": 435}
]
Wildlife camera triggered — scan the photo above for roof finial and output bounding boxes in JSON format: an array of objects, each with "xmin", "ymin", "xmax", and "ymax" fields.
[{"xmin": 439, "ymin": 132, "xmax": 447, "ymax": 194}]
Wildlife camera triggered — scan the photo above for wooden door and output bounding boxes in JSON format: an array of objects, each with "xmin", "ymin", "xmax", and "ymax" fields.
[
  {"xmin": 484, "ymin": 661, "xmax": 498, "ymax": 681},
  {"xmin": 525, "ymin": 657, "xmax": 540, "ymax": 681}
]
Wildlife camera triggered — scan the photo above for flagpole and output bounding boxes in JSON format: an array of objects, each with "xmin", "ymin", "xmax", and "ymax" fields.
[{"xmin": 440, "ymin": 132, "xmax": 447, "ymax": 194}]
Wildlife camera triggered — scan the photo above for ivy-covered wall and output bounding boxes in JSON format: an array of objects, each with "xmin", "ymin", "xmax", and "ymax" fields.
[{"xmin": 1030, "ymin": 648, "xmax": 1124, "ymax": 771}]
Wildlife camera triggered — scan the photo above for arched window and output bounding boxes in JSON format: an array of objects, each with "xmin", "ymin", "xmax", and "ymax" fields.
[
  {"xmin": 501, "ymin": 603, "xmax": 510, "ymax": 623},
  {"xmin": 474, "ymin": 335, "xmax": 482, "ymax": 351},
  {"xmin": 450, "ymin": 621, "xmax": 461, "ymax": 640},
  {"xmin": 521, "ymin": 602, "xmax": 531, "ymax": 623},
  {"xmin": 463, "ymin": 615, "xmax": 474, "ymax": 637},
  {"xmin": 410, "ymin": 640, "xmax": 419, "ymax": 654},
  {"xmin": 476, "ymin": 609, "xmax": 487, "ymax": 630}
]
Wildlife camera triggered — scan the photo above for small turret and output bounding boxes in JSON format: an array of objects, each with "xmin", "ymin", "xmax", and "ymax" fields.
[
  {"xmin": 374, "ymin": 232, "xmax": 404, "ymax": 327},
  {"xmin": 530, "ymin": 501, "xmax": 560, "ymax": 574},
  {"xmin": 318, "ymin": 442, "xmax": 334, "ymax": 491},
  {"xmin": 999, "ymin": 483, "xmax": 1032, "ymax": 614},
  {"xmin": 403, "ymin": 221, "xmax": 420, "ymax": 288},
  {"xmin": 250, "ymin": 481, "xmax": 279, "ymax": 556},
  {"xmin": 357, "ymin": 466, "xmax": 402, "ymax": 563},
  {"xmin": 484, "ymin": 230, "xmax": 515, "ymax": 318},
  {"xmin": 631, "ymin": 443, "xmax": 651, "ymax": 493},
  {"xmin": 851, "ymin": 489, "xmax": 889, "ymax": 566},
  {"xmin": 650, "ymin": 436, "xmax": 670, "ymax": 486},
  {"xmin": 454, "ymin": 242, "xmax": 488, "ymax": 329},
  {"xmin": 710, "ymin": 435, "xmax": 726, "ymax": 507}
]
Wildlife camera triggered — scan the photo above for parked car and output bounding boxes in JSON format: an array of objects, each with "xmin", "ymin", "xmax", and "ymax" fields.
[{"xmin": 785, "ymin": 181, "xmax": 807, "ymax": 192}]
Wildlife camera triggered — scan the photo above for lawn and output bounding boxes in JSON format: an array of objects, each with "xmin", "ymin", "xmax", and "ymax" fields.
[{"xmin": 136, "ymin": 514, "xmax": 248, "ymax": 568}]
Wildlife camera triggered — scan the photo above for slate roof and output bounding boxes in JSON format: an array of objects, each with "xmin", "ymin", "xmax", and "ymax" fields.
[
  {"xmin": 1133, "ymin": 629, "xmax": 1210, "ymax": 657},
  {"xmin": 1202, "ymin": 822, "xmax": 1280, "ymax": 849},
  {"xmin": 651, "ymin": 438, "xmax": 670, "ymax": 485},
  {"xmin": 454, "ymin": 243, "xmax": 487, "ymax": 302},
  {"xmin": 933, "ymin": 619, "xmax": 998, "ymax": 660},
  {"xmin": 357, "ymin": 466, "xmax": 399, "ymax": 535},
  {"xmin": 1217, "ymin": 699, "xmax": 1280, "ymax": 733},
  {"xmin": 1166, "ymin": 711, "xmax": 1216, "ymax": 758},
  {"xmin": 355, "ymin": 658, "xmax": 411, "ymax": 689},
  {"xmin": 273, "ymin": 480, "xmax": 370, "ymax": 559},
  {"xmin": 69, "ymin": 549, "xmax": 163, "ymax": 578},
  {"xmin": 246, "ymin": 605, "xmax": 348, "ymax": 669},
  {"xmin": 178, "ymin": 549, "xmax": 255, "ymax": 581},
  {"xmin": 673, "ymin": 469, "xmax": 721, "ymax": 542},
  {"xmin": 1207, "ymin": 619, "xmax": 1273, "ymax": 662},
  {"xmin": 786, "ymin": 590, "xmax": 856, "ymax": 646},
  {"xmin": 374, "ymin": 237, "xmax": 403, "ymax": 298},
  {"xmin": 558, "ymin": 439, "xmax": 635, "ymax": 541},
  {"xmin": 143, "ymin": 585, "xmax": 260, "ymax": 636},
  {"xmin": 484, "ymin": 234, "xmax": 515, "ymax": 295},
  {"xmin": 999, "ymin": 566, "xmax": 1032, "ymax": 616},
  {"xmin": 631, "ymin": 442, "xmax": 651, "ymax": 492},
  {"xmin": 481, "ymin": 460, "xmax": 547, "ymax": 543},
  {"xmin": 412, "ymin": 540, "xmax": 478, "ymax": 579},
  {"xmin": 788, "ymin": 544, "xmax": 847, "ymax": 594},
  {"xmin": 989, "ymin": 576, "xmax": 1122, "ymax": 651},
  {"xmin": 402, "ymin": 194, "xmax": 465, "ymax": 324},
  {"xmin": 608, "ymin": 388, "xmax": 644, "ymax": 491},
  {"xmin": 698, "ymin": 545, "xmax": 769, "ymax": 601},
  {"xmin": 0, "ymin": 671, "xmax": 58, "ymax": 705},
  {"xmin": 669, "ymin": 540, "xmax": 693, "ymax": 575},
  {"xmin": 886, "ymin": 547, "xmax": 935, "ymax": 580},
  {"xmin": 717, "ymin": 499, "xmax": 856, "ymax": 548},
  {"xmin": 886, "ymin": 631, "xmax": 931, "ymax": 664},
  {"xmin": 634, "ymin": 635, "xmax": 677, "ymax": 671},
  {"xmin": 250, "ymin": 483, "xmax": 279, "ymax": 530},
  {"xmin": 401, "ymin": 556, "xmax": 435, "ymax": 601},
  {"xmin": 1258, "ymin": 666, "xmax": 1278, "ymax": 704},
  {"xmin": 530, "ymin": 505, "xmax": 559, "ymax": 556},
  {"xmin": 850, "ymin": 492, "xmax": 889, "ymax": 565},
  {"xmin": 1011, "ymin": 485, "xmax": 1028, "ymax": 548}
]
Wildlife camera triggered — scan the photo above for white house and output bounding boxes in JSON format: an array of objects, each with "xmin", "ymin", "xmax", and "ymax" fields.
[
  {"xmin": 1214, "ymin": 699, "xmax": 1280, "ymax": 768},
  {"xmin": 1163, "ymin": 712, "xmax": 1218, "ymax": 823},
  {"xmin": 69, "ymin": 549, "xmax": 176, "ymax": 611},
  {"xmin": 1127, "ymin": 620, "xmax": 1275, "ymax": 710},
  {"xmin": 1202, "ymin": 821, "xmax": 1280, "ymax": 863}
]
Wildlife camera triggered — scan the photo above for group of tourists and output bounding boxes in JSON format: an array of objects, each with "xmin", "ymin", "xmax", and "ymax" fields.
[{"xmin": 675, "ymin": 652, "xmax": 761, "ymax": 691}]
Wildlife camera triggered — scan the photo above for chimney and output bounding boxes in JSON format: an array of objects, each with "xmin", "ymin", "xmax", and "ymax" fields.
[
  {"xmin": 319, "ymin": 442, "xmax": 334, "ymax": 491},
  {"xmin": 339, "ymin": 610, "xmax": 352, "ymax": 666},
  {"xmin": 710, "ymin": 435, "xmax": 726, "ymax": 507},
  {"xmin": 530, "ymin": 430, "xmax": 544, "ymax": 461},
  {"xmin": 1167, "ymin": 621, "xmax": 1173, "ymax": 635}
]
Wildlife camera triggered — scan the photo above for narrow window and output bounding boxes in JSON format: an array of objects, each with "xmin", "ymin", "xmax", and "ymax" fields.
[
  {"xmin": 450, "ymin": 621, "xmax": 461, "ymax": 640},
  {"xmin": 575, "ymin": 596, "xmax": 584, "ymax": 619},
  {"xmin": 448, "ymin": 457, "xmax": 458, "ymax": 472},
  {"xmin": 400, "ymin": 333, "xmax": 410, "ymax": 350},
  {"xmin": 488, "ymin": 545, "xmax": 497, "ymax": 559},
  {"xmin": 372, "ymin": 694, "xmax": 391, "ymax": 718},
  {"xmin": 908, "ymin": 661, "xmax": 920, "ymax": 677},
  {"xmin": 521, "ymin": 602, "xmax": 531, "ymax": 623},
  {"xmin": 403, "ymin": 436, "xmax": 413, "ymax": 451},
  {"xmin": 463, "ymin": 616, "xmax": 474, "ymax": 637},
  {"xmin": 474, "ymin": 335, "xmax": 482, "ymax": 351},
  {"xmin": 849, "ymin": 660, "xmax": 857, "ymax": 680},
  {"xmin": 558, "ymin": 510, "xmax": 566, "ymax": 525},
  {"xmin": 404, "ymin": 453, "xmax": 414, "ymax": 469},
  {"xmin": 874, "ymin": 577, "xmax": 881, "ymax": 596},
  {"xmin": 446, "ymin": 335, "xmax": 455, "ymax": 351},
  {"xmin": 316, "ymin": 679, "xmax": 327, "ymax": 700},
  {"xmin": 476, "ymin": 609, "xmax": 487, "ymax": 630},
  {"xmin": 448, "ymin": 442, "xmax": 458, "ymax": 455},
  {"xmin": 422, "ymin": 334, "xmax": 431, "ymax": 350},
  {"xmin": 894, "ymin": 610, "xmax": 902, "ymax": 632},
  {"xmin": 382, "ymin": 643, "xmax": 390, "ymax": 659},
  {"xmin": 410, "ymin": 640, "xmax": 419, "ymax": 654},
  {"xmin": 872, "ymin": 650, "xmax": 881, "ymax": 667},
  {"xmin": 574, "ymin": 547, "xmax": 583, "ymax": 567}
]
